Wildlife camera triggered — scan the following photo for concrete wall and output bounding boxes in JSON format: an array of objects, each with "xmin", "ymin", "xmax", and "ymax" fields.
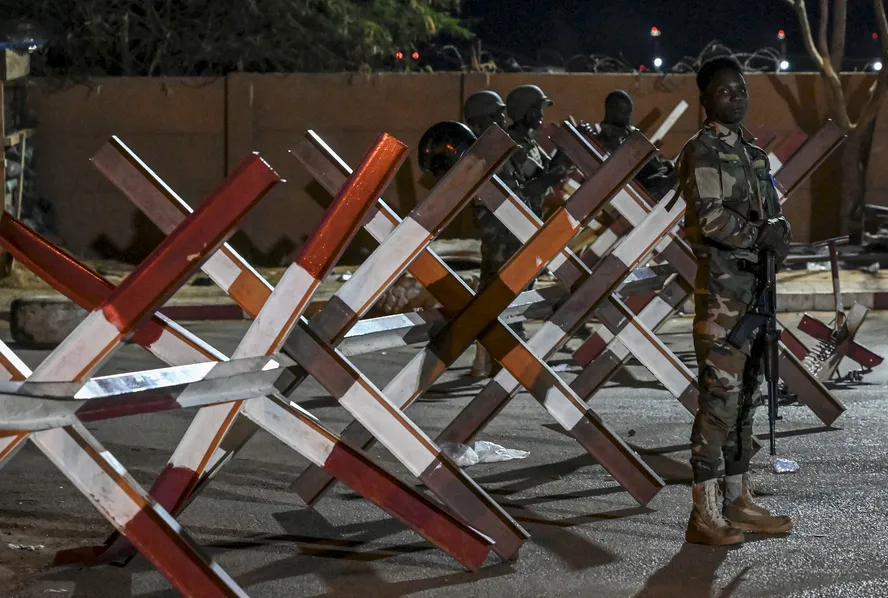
[{"xmin": 27, "ymin": 72, "xmax": 888, "ymax": 265}]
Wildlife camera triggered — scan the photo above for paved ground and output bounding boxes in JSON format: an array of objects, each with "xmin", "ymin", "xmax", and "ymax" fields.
[{"xmin": 1, "ymin": 310, "xmax": 886, "ymax": 597}]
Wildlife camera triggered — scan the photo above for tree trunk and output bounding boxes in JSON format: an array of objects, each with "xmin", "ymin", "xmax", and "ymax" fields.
[{"xmin": 838, "ymin": 121, "xmax": 876, "ymax": 243}]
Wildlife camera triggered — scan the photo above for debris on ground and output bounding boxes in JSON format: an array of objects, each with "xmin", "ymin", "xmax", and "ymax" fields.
[
  {"xmin": 774, "ymin": 459, "xmax": 800, "ymax": 474},
  {"xmin": 442, "ymin": 440, "xmax": 529, "ymax": 467}
]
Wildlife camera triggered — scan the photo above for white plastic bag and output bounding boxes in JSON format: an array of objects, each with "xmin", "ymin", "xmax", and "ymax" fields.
[
  {"xmin": 440, "ymin": 442, "xmax": 480, "ymax": 467},
  {"xmin": 441, "ymin": 440, "xmax": 528, "ymax": 467},
  {"xmin": 473, "ymin": 440, "xmax": 529, "ymax": 463}
]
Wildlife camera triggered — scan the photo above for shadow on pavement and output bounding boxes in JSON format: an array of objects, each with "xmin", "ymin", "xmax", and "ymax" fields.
[
  {"xmin": 37, "ymin": 562, "xmax": 137, "ymax": 598},
  {"xmin": 635, "ymin": 543, "xmax": 747, "ymax": 598}
]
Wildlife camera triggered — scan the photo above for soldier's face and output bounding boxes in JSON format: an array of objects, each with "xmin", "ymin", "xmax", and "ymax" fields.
[
  {"xmin": 468, "ymin": 108, "xmax": 506, "ymax": 136},
  {"xmin": 607, "ymin": 100, "xmax": 633, "ymax": 128},
  {"xmin": 704, "ymin": 70, "xmax": 748, "ymax": 126},
  {"xmin": 526, "ymin": 102, "xmax": 545, "ymax": 130}
]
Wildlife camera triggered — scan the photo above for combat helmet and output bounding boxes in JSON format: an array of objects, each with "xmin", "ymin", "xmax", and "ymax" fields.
[
  {"xmin": 417, "ymin": 121, "xmax": 477, "ymax": 178},
  {"xmin": 464, "ymin": 90, "xmax": 506, "ymax": 121},
  {"xmin": 506, "ymin": 84, "xmax": 553, "ymax": 122}
]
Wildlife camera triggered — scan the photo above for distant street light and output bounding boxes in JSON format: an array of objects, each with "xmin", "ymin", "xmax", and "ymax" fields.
[
  {"xmin": 876, "ymin": 61, "xmax": 884, "ymax": 72},
  {"xmin": 650, "ymin": 26, "xmax": 662, "ymax": 71},
  {"xmin": 779, "ymin": 59, "xmax": 790, "ymax": 71}
]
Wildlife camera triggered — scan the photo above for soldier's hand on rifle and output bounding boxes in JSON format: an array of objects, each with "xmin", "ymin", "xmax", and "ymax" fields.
[{"xmin": 755, "ymin": 217, "xmax": 792, "ymax": 258}]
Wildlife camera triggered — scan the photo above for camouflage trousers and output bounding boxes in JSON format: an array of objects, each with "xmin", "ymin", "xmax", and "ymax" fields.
[
  {"xmin": 475, "ymin": 205, "xmax": 535, "ymax": 339},
  {"xmin": 690, "ymin": 292, "xmax": 764, "ymax": 483},
  {"xmin": 479, "ymin": 233, "xmax": 527, "ymax": 339}
]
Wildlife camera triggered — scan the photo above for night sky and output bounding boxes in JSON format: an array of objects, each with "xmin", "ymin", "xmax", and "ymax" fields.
[{"xmin": 462, "ymin": 0, "xmax": 883, "ymax": 71}]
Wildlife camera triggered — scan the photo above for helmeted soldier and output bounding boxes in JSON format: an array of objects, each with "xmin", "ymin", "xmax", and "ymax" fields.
[
  {"xmin": 464, "ymin": 90, "xmax": 507, "ymax": 138},
  {"xmin": 417, "ymin": 120, "xmax": 477, "ymax": 179},
  {"xmin": 460, "ymin": 90, "xmax": 536, "ymax": 377},
  {"xmin": 581, "ymin": 90, "xmax": 677, "ymax": 201},
  {"xmin": 504, "ymin": 84, "xmax": 568, "ymax": 217},
  {"xmin": 417, "ymin": 119, "xmax": 527, "ymax": 377},
  {"xmin": 679, "ymin": 56, "xmax": 793, "ymax": 546}
]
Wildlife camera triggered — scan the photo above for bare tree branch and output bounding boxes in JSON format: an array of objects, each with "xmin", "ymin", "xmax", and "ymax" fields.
[
  {"xmin": 788, "ymin": 0, "xmax": 851, "ymax": 128},
  {"xmin": 786, "ymin": 0, "xmax": 826, "ymax": 71},
  {"xmin": 818, "ymin": 0, "xmax": 831, "ymax": 64},
  {"xmin": 877, "ymin": 0, "xmax": 888, "ymax": 57},
  {"xmin": 857, "ymin": 0, "xmax": 888, "ymax": 128},
  {"xmin": 830, "ymin": 0, "xmax": 847, "ymax": 69}
]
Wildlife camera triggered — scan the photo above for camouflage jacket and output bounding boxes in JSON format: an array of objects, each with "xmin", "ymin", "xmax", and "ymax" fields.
[
  {"xmin": 472, "ymin": 154, "xmax": 525, "ymax": 252},
  {"xmin": 589, "ymin": 122, "xmax": 677, "ymax": 201},
  {"xmin": 678, "ymin": 121, "xmax": 791, "ymax": 302},
  {"xmin": 505, "ymin": 125, "xmax": 553, "ymax": 217}
]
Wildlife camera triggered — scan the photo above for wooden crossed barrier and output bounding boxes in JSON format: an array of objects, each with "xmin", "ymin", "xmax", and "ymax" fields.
[
  {"xmin": 561, "ymin": 120, "xmax": 848, "ymax": 427},
  {"xmin": 786, "ymin": 309, "xmax": 883, "ymax": 381},
  {"xmin": 91, "ymin": 128, "xmax": 532, "ymax": 567},
  {"xmin": 36, "ymin": 123, "xmax": 672, "ymax": 570},
  {"xmin": 780, "ymin": 237, "xmax": 884, "ymax": 385},
  {"xmin": 288, "ymin": 130, "xmax": 678, "ymax": 508},
  {"xmin": 0, "ymin": 152, "xmax": 284, "ymax": 596},
  {"xmin": 0, "ymin": 122, "xmax": 686, "ymax": 584},
  {"xmin": 104, "ymin": 125, "xmax": 531, "ymax": 564},
  {"xmin": 0, "ymin": 130, "xmax": 548, "ymax": 593}
]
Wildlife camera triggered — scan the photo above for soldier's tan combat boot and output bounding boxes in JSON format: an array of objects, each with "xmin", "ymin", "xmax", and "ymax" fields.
[
  {"xmin": 470, "ymin": 343, "xmax": 501, "ymax": 378},
  {"xmin": 686, "ymin": 479, "xmax": 744, "ymax": 546},
  {"xmin": 723, "ymin": 474, "xmax": 793, "ymax": 534}
]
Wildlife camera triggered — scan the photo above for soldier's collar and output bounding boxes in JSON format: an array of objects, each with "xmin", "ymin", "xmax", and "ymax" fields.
[{"xmin": 705, "ymin": 120, "xmax": 742, "ymax": 147}]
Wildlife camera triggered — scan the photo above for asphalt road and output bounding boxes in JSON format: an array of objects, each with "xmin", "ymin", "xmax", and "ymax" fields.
[{"xmin": 1, "ymin": 311, "xmax": 886, "ymax": 598}]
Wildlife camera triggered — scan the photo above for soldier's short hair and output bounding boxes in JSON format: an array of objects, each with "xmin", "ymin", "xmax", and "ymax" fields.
[{"xmin": 696, "ymin": 56, "xmax": 743, "ymax": 93}]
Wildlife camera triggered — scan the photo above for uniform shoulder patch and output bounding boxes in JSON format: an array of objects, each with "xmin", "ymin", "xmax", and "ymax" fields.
[{"xmin": 694, "ymin": 166, "xmax": 722, "ymax": 199}]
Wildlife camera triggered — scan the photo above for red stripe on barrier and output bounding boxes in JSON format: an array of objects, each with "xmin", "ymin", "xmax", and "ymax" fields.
[
  {"xmin": 123, "ymin": 507, "xmax": 241, "ymax": 597},
  {"xmin": 573, "ymin": 334, "xmax": 607, "ymax": 367},
  {"xmin": 295, "ymin": 134, "xmax": 407, "ymax": 279},
  {"xmin": 0, "ymin": 214, "xmax": 111, "ymax": 308},
  {"xmin": 798, "ymin": 314, "xmax": 831, "ymax": 340},
  {"xmin": 57, "ymin": 463, "xmax": 201, "ymax": 567},
  {"xmin": 323, "ymin": 442, "xmax": 491, "ymax": 571},
  {"xmin": 76, "ymin": 394, "xmax": 181, "ymax": 423},
  {"xmin": 102, "ymin": 156, "xmax": 280, "ymax": 333},
  {"xmin": 0, "ymin": 214, "xmax": 166, "ymax": 347},
  {"xmin": 780, "ymin": 327, "xmax": 809, "ymax": 361}
]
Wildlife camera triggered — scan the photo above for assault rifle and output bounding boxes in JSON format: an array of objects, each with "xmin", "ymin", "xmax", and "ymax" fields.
[{"xmin": 727, "ymin": 251, "xmax": 780, "ymax": 455}]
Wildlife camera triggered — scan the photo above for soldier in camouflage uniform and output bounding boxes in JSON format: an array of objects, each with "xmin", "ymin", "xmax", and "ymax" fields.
[
  {"xmin": 463, "ymin": 90, "xmax": 546, "ymax": 377},
  {"xmin": 679, "ymin": 57, "xmax": 794, "ymax": 546},
  {"xmin": 467, "ymin": 85, "xmax": 569, "ymax": 376},
  {"xmin": 504, "ymin": 84, "xmax": 568, "ymax": 217},
  {"xmin": 583, "ymin": 90, "xmax": 677, "ymax": 201}
]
